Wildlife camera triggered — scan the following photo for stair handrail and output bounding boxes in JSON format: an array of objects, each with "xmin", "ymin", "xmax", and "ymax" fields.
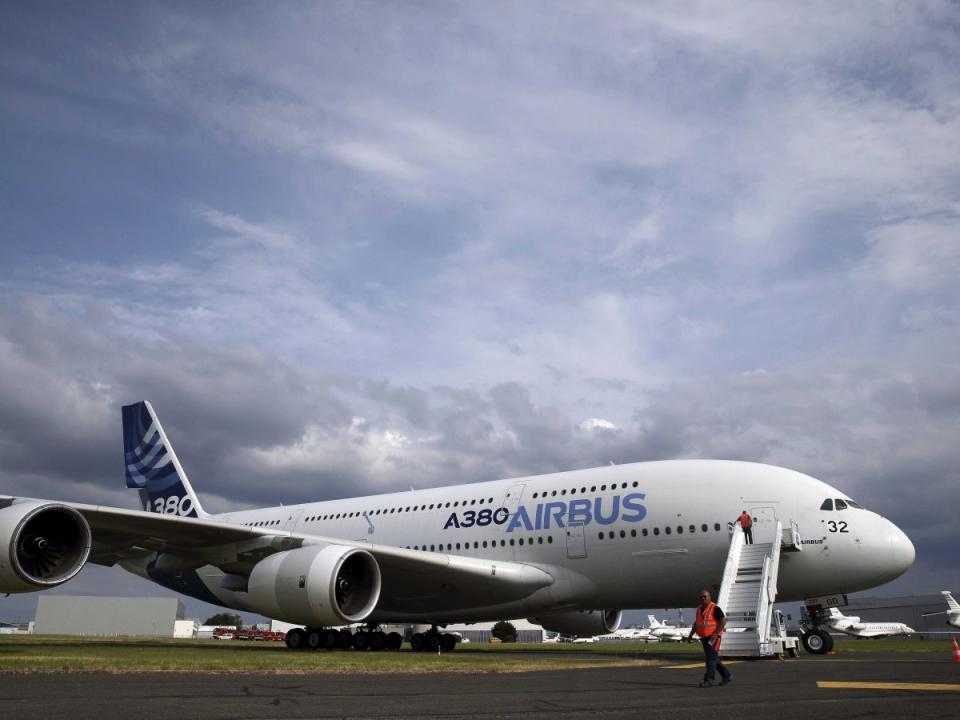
[
  {"xmin": 768, "ymin": 520, "xmax": 783, "ymax": 604},
  {"xmin": 756, "ymin": 554, "xmax": 772, "ymax": 645},
  {"xmin": 716, "ymin": 523, "xmax": 744, "ymax": 612}
]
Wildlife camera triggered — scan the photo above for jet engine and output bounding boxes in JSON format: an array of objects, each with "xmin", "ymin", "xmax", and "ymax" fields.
[
  {"xmin": 0, "ymin": 501, "xmax": 92, "ymax": 593},
  {"xmin": 247, "ymin": 544, "xmax": 381, "ymax": 627},
  {"xmin": 529, "ymin": 609, "xmax": 622, "ymax": 636}
]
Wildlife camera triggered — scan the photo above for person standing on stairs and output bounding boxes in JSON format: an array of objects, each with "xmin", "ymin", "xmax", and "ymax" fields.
[
  {"xmin": 736, "ymin": 510, "xmax": 754, "ymax": 544},
  {"xmin": 687, "ymin": 589, "xmax": 732, "ymax": 688}
]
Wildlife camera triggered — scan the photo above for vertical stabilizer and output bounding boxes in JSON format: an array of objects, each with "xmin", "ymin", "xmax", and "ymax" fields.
[{"xmin": 122, "ymin": 401, "xmax": 207, "ymax": 518}]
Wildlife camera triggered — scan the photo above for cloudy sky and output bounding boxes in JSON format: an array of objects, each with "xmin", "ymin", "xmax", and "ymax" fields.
[{"xmin": 1, "ymin": 2, "xmax": 958, "ymax": 622}]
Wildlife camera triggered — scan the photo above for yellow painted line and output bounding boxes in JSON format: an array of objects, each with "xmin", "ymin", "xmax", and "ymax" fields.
[
  {"xmin": 817, "ymin": 681, "xmax": 960, "ymax": 692},
  {"xmin": 666, "ymin": 661, "xmax": 744, "ymax": 669}
]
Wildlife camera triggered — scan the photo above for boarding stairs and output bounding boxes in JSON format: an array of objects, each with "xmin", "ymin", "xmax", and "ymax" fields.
[{"xmin": 715, "ymin": 520, "xmax": 801, "ymax": 657}]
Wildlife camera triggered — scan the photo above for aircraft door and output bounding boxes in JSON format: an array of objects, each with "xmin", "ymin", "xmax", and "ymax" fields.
[
  {"xmin": 566, "ymin": 522, "xmax": 587, "ymax": 559},
  {"xmin": 503, "ymin": 483, "xmax": 526, "ymax": 517},
  {"xmin": 283, "ymin": 509, "xmax": 304, "ymax": 532},
  {"xmin": 746, "ymin": 505, "xmax": 777, "ymax": 543}
]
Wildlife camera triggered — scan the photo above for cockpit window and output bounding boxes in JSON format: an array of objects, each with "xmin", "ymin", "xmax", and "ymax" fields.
[
  {"xmin": 846, "ymin": 500, "xmax": 863, "ymax": 509},
  {"xmin": 834, "ymin": 499, "xmax": 848, "ymax": 510},
  {"xmin": 820, "ymin": 499, "xmax": 833, "ymax": 511}
]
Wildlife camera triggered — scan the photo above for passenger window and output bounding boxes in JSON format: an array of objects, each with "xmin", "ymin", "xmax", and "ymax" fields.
[
  {"xmin": 642, "ymin": 528, "xmax": 648, "ymax": 537},
  {"xmin": 665, "ymin": 527, "xmax": 671, "ymax": 535},
  {"xmin": 820, "ymin": 499, "xmax": 834, "ymax": 511},
  {"xmin": 835, "ymin": 499, "xmax": 848, "ymax": 510},
  {"xmin": 653, "ymin": 527, "xmax": 660, "ymax": 536},
  {"xmin": 714, "ymin": 523, "xmax": 721, "ymax": 531}
]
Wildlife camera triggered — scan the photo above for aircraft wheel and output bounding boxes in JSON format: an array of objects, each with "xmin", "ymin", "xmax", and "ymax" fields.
[
  {"xmin": 334, "ymin": 629, "xmax": 351, "ymax": 649},
  {"xmin": 285, "ymin": 628, "xmax": 305, "ymax": 650},
  {"xmin": 370, "ymin": 631, "xmax": 386, "ymax": 651},
  {"xmin": 321, "ymin": 629, "xmax": 336, "ymax": 650},
  {"xmin": 353, "ymin": 630, "xmax": 370, "ymax": 651},
  {"xmin": 410, "ymin": 633, "xmax": 426, "ymax": 652},
  {"xmin": 427, "ymin": 633, "xmax": 442, "ymax": 652},
  {"xmin": 386, "ymin": 632, "xmax": 403, "ymax": 650},
  {"xmin": 306, "ymin": 629, "xmax": 323, "ymax": 650},
  {"xmin": 440, "ymin": 634, "xmax": 457, "ymax": 652},
  {"xmin": 802, "ymin": 629, "xmax": 833, "ymax": 654}
]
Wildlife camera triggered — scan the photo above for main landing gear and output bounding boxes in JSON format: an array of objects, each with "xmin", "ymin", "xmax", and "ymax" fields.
[
  {"xmin": 284, "ymin": 624, "xmax": 403, "ymax": 651},
  {"xmin": 409, "ymin": 626, "xmax": 459, "ymax": 653}
]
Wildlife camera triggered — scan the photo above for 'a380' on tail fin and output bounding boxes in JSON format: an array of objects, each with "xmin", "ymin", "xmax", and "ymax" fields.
[{"xmin": 122, "ymin": 401, "xmax": 207, "ymax": 518}]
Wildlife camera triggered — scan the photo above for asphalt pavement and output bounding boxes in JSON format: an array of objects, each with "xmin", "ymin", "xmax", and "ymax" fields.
[{"xmin": 0, "ymin": 651, "xmax": 957, "ymax": 720}]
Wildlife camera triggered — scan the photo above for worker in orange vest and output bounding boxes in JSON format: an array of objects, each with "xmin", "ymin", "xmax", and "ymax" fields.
[
  {"xmin": 687, "ymin": 589, "xmax": 731, "ymax": 687},
  {"xmin": 736, "ymin": 510, "xmax": 753, "ymax": 545}
]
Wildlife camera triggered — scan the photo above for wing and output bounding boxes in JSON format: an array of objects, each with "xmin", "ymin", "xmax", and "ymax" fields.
[{"xmin": 5, "ymin": 497, "xmax": 556, "ymax": 616}]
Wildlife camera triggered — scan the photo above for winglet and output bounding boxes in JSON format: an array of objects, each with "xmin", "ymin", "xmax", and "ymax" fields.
[{"xmin": 122, "ymin": 401, "xmax": 207, "ymax": 518}]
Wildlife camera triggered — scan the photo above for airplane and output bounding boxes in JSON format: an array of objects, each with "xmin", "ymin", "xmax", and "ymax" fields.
[
  {"xmin": 597, "ymin": 627, "xmax": 660, "ymax": 643},
  {"xmin": 646, "ymin": 615, "xmax": 689, "ymax": 642},
  {"xmin": 823, "ymin": 607, "xmax": 913, "ymax": 638},
  {"xmin": 0, "ymin": 401, "xmax": 915, "ymax": 653},
  {"xmin": 921, "ymin": 591, "xmax": 960, "ymax": 628}
]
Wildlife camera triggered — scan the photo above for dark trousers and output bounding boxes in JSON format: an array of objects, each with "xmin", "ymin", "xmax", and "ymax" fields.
[
  {"xmin": 743, "ymin": 526, "xmax": 753, "ymax": 544},
  {"xmin": 701, "ymin": 637, "xmax": 731, "ymax": 683}
]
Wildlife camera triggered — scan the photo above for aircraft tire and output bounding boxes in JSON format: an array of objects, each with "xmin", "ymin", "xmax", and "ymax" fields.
[
  {"xmin": 440, "ymin": 634, "xmax": 457, "ymax": 652},
  {"xmin": 285, "ymin": 628, "xmax": 306, "ymax": 650},
  {"xmin": 802, "ymin": 628, "xmax": 833, "ymax": 654},
  {"xmin": 370, "ymin": 631, "xmax": 386, "ymax": 651},
  {"xmin": 353, "ymin": 630, "xmax": 370, "ymax": 651},
  {"xmin": 334, "ymin": 629, "xmax": 351, "ymax": 649},
  {"xmin": 386, "ymin": 632, "xmax": 403, "ymax": 650},
  {"xmin": 306, "ymin": 629, "xmax": 323, "ymax": 650},
  {"xmin": 410, "ymin": 633, "xmax": 426, "ymax": 652},
  {"xmin": 427, "ymin": 633, "xmax": 442, "ymax": 652}
]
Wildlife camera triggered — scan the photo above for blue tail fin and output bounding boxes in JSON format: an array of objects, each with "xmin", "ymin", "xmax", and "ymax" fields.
[{"xmin": 122, "ymin": 401, "xmax": 207, "ymax": 518}]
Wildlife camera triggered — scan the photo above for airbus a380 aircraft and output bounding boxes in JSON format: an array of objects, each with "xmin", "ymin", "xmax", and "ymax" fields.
[{"xmin": 0, "ymin": 402, "xmax": 915, "ymax": 651}]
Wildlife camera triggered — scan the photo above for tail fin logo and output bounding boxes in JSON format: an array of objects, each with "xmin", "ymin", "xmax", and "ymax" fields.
[{"xmin": 122, "ymin": 401, "xmax": 204, "ymax": 518}]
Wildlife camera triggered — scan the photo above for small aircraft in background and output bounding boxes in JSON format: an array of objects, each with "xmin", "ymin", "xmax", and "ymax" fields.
[
  {"xmin": 647, "ymin": 615, "xmax": 689, "ymax": 642},
  {"xmin": 921, "ymin": 591, "xmax": 960, "ymax": 628},
  {"xmin": 596, "ymin": 627, "xmax": 660, "ymax": 643},
  {"xmin": 824, "ymin": 607, "xmax": 913, "ymax": 638}
]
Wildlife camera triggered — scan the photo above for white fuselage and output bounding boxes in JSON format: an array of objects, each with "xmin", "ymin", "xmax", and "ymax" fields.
[{"xmin": 125, "ymin": 460, "xmax": 915, "ymax": 623}]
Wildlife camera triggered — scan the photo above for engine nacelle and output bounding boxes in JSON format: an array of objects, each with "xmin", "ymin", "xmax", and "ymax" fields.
[
  {"xmin": 0, "ymin": 502, "xmax": 92, "ymax": 593},
  {"xmin": 529, "ymin": 609, "xmax": 622, "ymax": 637},
  {"xmin": 247, "ymin": 544, "xmax": 381, "ymax": 626}
]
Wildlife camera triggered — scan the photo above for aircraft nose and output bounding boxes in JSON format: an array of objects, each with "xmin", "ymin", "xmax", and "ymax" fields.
[{"xmin": 887, "ymin": 523, "xmax": 915, "ymax": 576}]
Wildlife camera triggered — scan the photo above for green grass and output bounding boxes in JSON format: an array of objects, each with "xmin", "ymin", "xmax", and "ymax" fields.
[
  {"xmin": 0, "ymin": 636, "xmax": 949, "ymax": 674},
  {"xmin": 0, "ymin": 636, "xmax": 662, "ymax": 674}
]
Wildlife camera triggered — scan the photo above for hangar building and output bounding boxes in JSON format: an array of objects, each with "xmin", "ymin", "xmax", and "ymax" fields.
[{"xmin": 34, "ymin": 596, "xmax": 185, "ymax": 637}]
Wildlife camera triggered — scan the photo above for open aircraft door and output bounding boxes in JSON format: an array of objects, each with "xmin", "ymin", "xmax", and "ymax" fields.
[{"xmin": 745, "ymin": 504, "xmax": 778, "ymax": 543}]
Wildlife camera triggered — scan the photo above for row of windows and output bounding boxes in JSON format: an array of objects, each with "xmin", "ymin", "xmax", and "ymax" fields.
[
  {"xmin": 302, "ymin": 497, "xmax": 499, "ymax": 524},
  {"xmin": 820, "ymin": 498, "xmax": 863, "ymax": 511},
  {"xmin": 297, "ymin": 481, "xmax": 642, "ymax": 524},
  {"xmin": 405, "ymin": 536, "xmax": 556, "ymax": 553},
  {"xmin": 531, "ymin": 481, "xmax": 639, "ymax": 499},
  {"xmin": 598, "ymin": 522, "xmax": 723, "ymax": 540},
  {"xmin": 244, "ymin": 520, "xmax": 280, "ymax": 527}
]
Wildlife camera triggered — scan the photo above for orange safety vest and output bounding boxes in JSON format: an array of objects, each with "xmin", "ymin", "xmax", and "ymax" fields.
[
  {"xmin": 694, "ymin": 602, "xmax": 722, "ymax": 638},
  {"xmin": 739, "ymin": 512, "xmax": 753, "ymax": 529}
]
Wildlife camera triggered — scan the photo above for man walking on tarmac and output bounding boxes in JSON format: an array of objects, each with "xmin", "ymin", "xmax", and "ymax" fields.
[
  {"xmin": 737, "ymin": 510, "xmax": 753, "ymax": 544},
  {"xmin": 687, "ymin": 589, "xmax": 732, "ymax": 687}
]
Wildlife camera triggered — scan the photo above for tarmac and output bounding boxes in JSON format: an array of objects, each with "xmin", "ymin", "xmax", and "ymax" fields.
[{"xmin": 0, "ymin": 651, "xmax": 957, "ymax": 720}]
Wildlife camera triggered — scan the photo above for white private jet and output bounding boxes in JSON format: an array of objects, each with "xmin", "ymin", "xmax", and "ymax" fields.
[
  {"xmin": 0, "ymin": 402, "xmax": 915, "ymax": 652},
  {"xmin": 598, "ymin": 627, "xmax": 659, "ymax": 643},
  {"xmin": 921, "ymin": 591, "xmax": 960, "ymax": 628},
  {"xmin": 647, "ymin": 615, "xmax": 689, "ymax": 642},
  {"xmin": 824, "ymin": 607, "xmax": 913, "ymax": 638}
]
